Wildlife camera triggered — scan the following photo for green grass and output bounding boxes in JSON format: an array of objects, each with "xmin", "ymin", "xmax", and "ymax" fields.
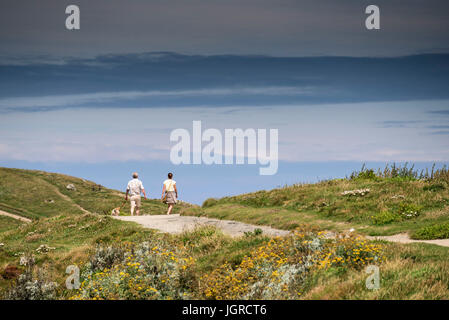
[
  {"xmin": 176, "ymin": 226, "xmax": 271, "ymax": 273},
  {"xmin": 1, "ymin": 166, "xmax": 449, "ymax": 299},
  {"xmin": 302, "ymin": 242, "xmax": 449, "ymax": 299},
  {"xmin": 1, "ymin": 212, "xmax": 449, "ymax": 299},
  {"xmin": 182, "ymin": 177, "xmax": 449, "ymax": 239},
  {"xmin": 0, "ymin": 167, "xmax": 194, "ymax": 219},
  {"xmin": 412, "ymin": 222, "xmax": 449, "ymax": 240},
  {"xmin": 0, "ymin": 216, "xmax": 23, "ymax": 233},
  {"xmin": 0, "ymin": 213, "xmax": 154, "ymax": 291}
]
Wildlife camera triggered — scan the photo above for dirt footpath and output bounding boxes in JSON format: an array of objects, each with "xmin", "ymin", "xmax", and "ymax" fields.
[
  {"xmin": 367, "ymin": 233, "xmax": 449, "ymax": 248},
  {"xmin": 0, "ymin": 210, "xmax": 31, "ymax": 223},
  {"xmin": 113, "ymin": 214, "xmax": 449, "ymax": 247},
  {"xmin": 113, "ymin": 214, "xmax": 290, "ymax": 237}
]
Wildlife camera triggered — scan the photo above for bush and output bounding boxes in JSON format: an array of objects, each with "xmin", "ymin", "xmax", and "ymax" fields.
[
  {"xmin": 71, "ymin": 241, "xmax": 196, "ymax": 300},
  {"xmin": 5, "ymin": 255, "xmax": 58, "ymax": 300},
  {"xmin": 423, "ymin": 183, "xmax": 446, "ymax": 192},
  {"xmin": 397, "ymin": 202, "xmax": 421, "ymax": 220},
  {"xmin": 89, "ymin": 245, "xmax": 127, "ymax": 272},
  {"xmin": 244, "ymin": 228, "xmax": 263, "ymax": 237},
  {"xmin": 202, "ymin": 198, "xmax": 219, "ymax": 208},
  {"xmin": 356, "ymin": 169, "xmax": 377, "ymax": 180},
  {"xmin": 371, "ymin": 211, "xmax": 399, "ymax": 225},
  {"xmin": 199, "ymin": 230, "xmax": 384, "ymax": 300},
  {"xmin": 412, "ymin": 223, "xmax": 449, "ymax": 240}
]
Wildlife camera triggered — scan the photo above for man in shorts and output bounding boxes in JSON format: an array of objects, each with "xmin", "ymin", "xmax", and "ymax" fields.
[{"xmin": 125, "ymin": 172, "xmax": 147, "ymax": 216}]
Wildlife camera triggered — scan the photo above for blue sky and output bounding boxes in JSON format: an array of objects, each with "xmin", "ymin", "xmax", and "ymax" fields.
[
  {"xmin": 1, "ymin": 54, "xmax": 449, "ymax": 203},
  {"xmin": 1, "ymin": 1, "xmax": 449, "ymax": 204}
]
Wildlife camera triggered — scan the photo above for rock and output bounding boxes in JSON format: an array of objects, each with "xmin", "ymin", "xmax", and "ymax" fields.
[
  {"xmin": 45, "ymin": 199, "xmax": 55, "ymax": 203},
  {"xmin": 66, "ymin": 184, "xmax": 76, "ymax": 191},
  {"xmin": 341, "ymin": 188, "xmax": 370, "ymax": 196},
  {"xmin": 36, "ymin": 244, "xmax": 56, "ymax": 254},
  {"xmin": 1, "ymin": 265, "xmax": 21, "ymax": 280},
  {"xmin": 318, "ymin": 201, "xmax": 329, "ymax": 207},
  {"xmin": 19, "ymin": 255, "xmax": 35, "ymax": 266}
]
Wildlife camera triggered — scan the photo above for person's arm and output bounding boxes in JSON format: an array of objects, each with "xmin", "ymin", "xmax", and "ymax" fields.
[
  {"xmin": 140, "ymin": 182, "xmax": 147, "ymax": 199},
  {"xmin": 161, "ymin": 184, "xmax": 166, "ymax": 199},
  {"xmin": 174, "ymin": 184, "xmax": 178, "ymax": 198},
  {"xmin": 125, "ymin": 182, "xmax": 131, "ymax": 200}
]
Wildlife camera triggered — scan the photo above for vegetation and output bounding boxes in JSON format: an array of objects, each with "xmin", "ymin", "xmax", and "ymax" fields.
[
  {"xmin": 182, "ymin": 163, "xmax": 449, "ymax": 239},
  {"xmin": 412, "ymin": 223, "xmax": 449, "ymax": 240},
  {"xmin": 2, "ymin": 221, "xmax": 449, "ymax": 300},
  {"xmin": 1, "ymin": 165, "xmax": 449, "ymax": 300},
  {"xmin": 0, "ymin": 167, "xmax": 194, "ymax": 218},
  {"xmin": 199, "ymin": 229, "xmax": 384, "ymax": 300}
]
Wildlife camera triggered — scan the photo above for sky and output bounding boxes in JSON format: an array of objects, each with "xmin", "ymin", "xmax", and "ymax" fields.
[
  {"xmin": 1, "ymin": 1, "xmax": 449, "ymax": 204},
  {"xmin": 1, "ymin": 0, "xmax": 449, "ymax": 57}
]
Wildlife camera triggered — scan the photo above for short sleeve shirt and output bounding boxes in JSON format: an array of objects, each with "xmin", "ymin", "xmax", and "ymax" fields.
[
  {"xmin": 163, "ymin": 179, "xmax": 176, "ymax": 192},
  {"xmin": 127, "ymin": 179, "xmax": 144, "ymax": 197}
]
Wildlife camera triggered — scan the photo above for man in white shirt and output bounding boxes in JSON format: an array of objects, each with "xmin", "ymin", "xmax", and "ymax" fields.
[{"xmin": 125, "ymin": 172, "xmax": 147, "ymax": 216}]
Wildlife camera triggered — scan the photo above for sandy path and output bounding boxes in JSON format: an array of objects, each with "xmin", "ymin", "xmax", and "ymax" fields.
[
  {"xmin": 0, "ymin": 210, "xmax": 31, "ymax": 223},
  {"xmin": 367, "ymin": 233, "xmax": 449, "ymax": 248},
  {"xmin": 113, "ymin": 214, "xmax": 449, "ymax": 247},
  {"xmin": 113, "ymin": 214, "xmax": 290, "ymax": 237},
  {"xmin": 41, "ymin": 181, "xmax": 91, "ymax": 214}
]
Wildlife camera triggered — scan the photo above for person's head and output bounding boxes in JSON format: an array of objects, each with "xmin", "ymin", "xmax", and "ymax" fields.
[
  {"xmin": 132, "ymin": 172, "xmax": 138, "ymax": 179},
  {"xmin": 168, "ymin": 172, "xmax": 173, "ymax": 179}
]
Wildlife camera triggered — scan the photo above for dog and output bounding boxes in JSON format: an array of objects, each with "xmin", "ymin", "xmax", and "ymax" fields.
[
  {"xmin": 111, "ymin": 207, "xmax": 121, "ymax": 216},
  {"xmin": 111, "ymin": 200, "xmax": 126, "ymax": 216}
]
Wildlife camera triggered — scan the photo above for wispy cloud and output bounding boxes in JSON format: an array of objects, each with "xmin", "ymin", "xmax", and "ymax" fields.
[
  {"xmin": 427, "ymin": 125, "xmax": 449, "ymax": 129},
  {"xmin": 428, "ymin": 110, "xmax": 449, "ymax": 115},
  {"xmin": 378, "ymin": 120, "xmax": 424, "ymax": 128},
  {"xmin": 0, "ymin": 87, "xmax": 313, "ymax": 110},
  {"xmin": 1, "ymin": 100, "xmax": 449, "ymax": 163}
]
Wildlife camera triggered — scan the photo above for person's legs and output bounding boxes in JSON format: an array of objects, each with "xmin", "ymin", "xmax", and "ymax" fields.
[
  {"xmin": 167, "ymin": 204, "xmax": 173, "ymax": 215},
  {"xmin": 132, "ymin": 196, "xmax": 141, "ymax": 216},
  {"xmin": 130, "ymin": 199, "xmax": 136, "ymax": 216}
]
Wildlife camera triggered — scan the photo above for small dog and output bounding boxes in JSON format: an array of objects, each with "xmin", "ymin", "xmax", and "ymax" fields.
[
  {"xmin": 111, "ymin": 207, "xmax": 121, "ymax": 216},
  {"xmin": 111, "ymin": 200, "xmax": 126, "ymax": 216}
]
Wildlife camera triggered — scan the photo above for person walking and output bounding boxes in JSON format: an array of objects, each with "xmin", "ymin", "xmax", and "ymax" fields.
[
  {"xmin": 125, "ymin": 172, "xmax": 147, "ymax": 216},
  {"xmin": 161, "ymin": 172, "xmax": 178, "ymax": 215}
]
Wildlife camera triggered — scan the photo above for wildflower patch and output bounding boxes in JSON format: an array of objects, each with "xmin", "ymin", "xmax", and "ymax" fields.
[{"xmin": 200, "ymin": 229, "xmax": 384, "ymax": 300}]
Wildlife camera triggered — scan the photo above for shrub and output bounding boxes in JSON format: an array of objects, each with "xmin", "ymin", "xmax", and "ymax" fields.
[
  {"xmin": 244, "ymin": 228, "xmax": 263, "ymax": 237},
  {"xmin": 199, "ymin": 230, "xmax": 384, "ymax": 300},
  {"xmin": 371, "ymin": 211, "xmax": 399, "ymax": 225},
  {"xmin": 202, "ymin": 198, "xmax": 219, "ymax": 208},
  {"xmin": 397, "ymin": 202, "xmax": 421, "ymax": 220},
  {"xmin": 356, "ymin": 169, "xmax": 377, "ymax": 180},
  {"xmin": 89, "ymin": 245, "xmax": 127, "ymax": 272},
  {"xmin": 347, "ymin": 163, "xmax": 449, "ymax": 181},
  {"xmin": 5, "ymin": 255, "xmax": 58, "ymax": 300},
  {"xmin": 423, "ymin": 183, "xmax": 446, "ymax": 192},
  {"xmin": 70, "ymin": 241, "xmax": 196, "ymax": 300},
  {"xmin": 412, "ymin": 223, "xmax": 449, "ymax": 240}
]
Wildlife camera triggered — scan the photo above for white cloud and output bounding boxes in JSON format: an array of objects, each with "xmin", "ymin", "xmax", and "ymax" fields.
[
  {"xmin": 0, "ymin": 86, "xmax": 313, "ymax": 109},
  {"xmin": 1, "ymin": 100, "xmax": 449, "ymax": 163}
]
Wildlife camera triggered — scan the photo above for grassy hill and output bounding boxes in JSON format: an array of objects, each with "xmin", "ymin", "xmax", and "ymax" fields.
[
  {"xmin": 0, "ymin": 167, "xmax": 193, "ymax": 219},
  {"xmin": 183, "ymin": 165, "xmax": 449, "ymax": 240},
  {"xmin": 1, "ymin": 165, "xmax": 449, "ymax": 300}
]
